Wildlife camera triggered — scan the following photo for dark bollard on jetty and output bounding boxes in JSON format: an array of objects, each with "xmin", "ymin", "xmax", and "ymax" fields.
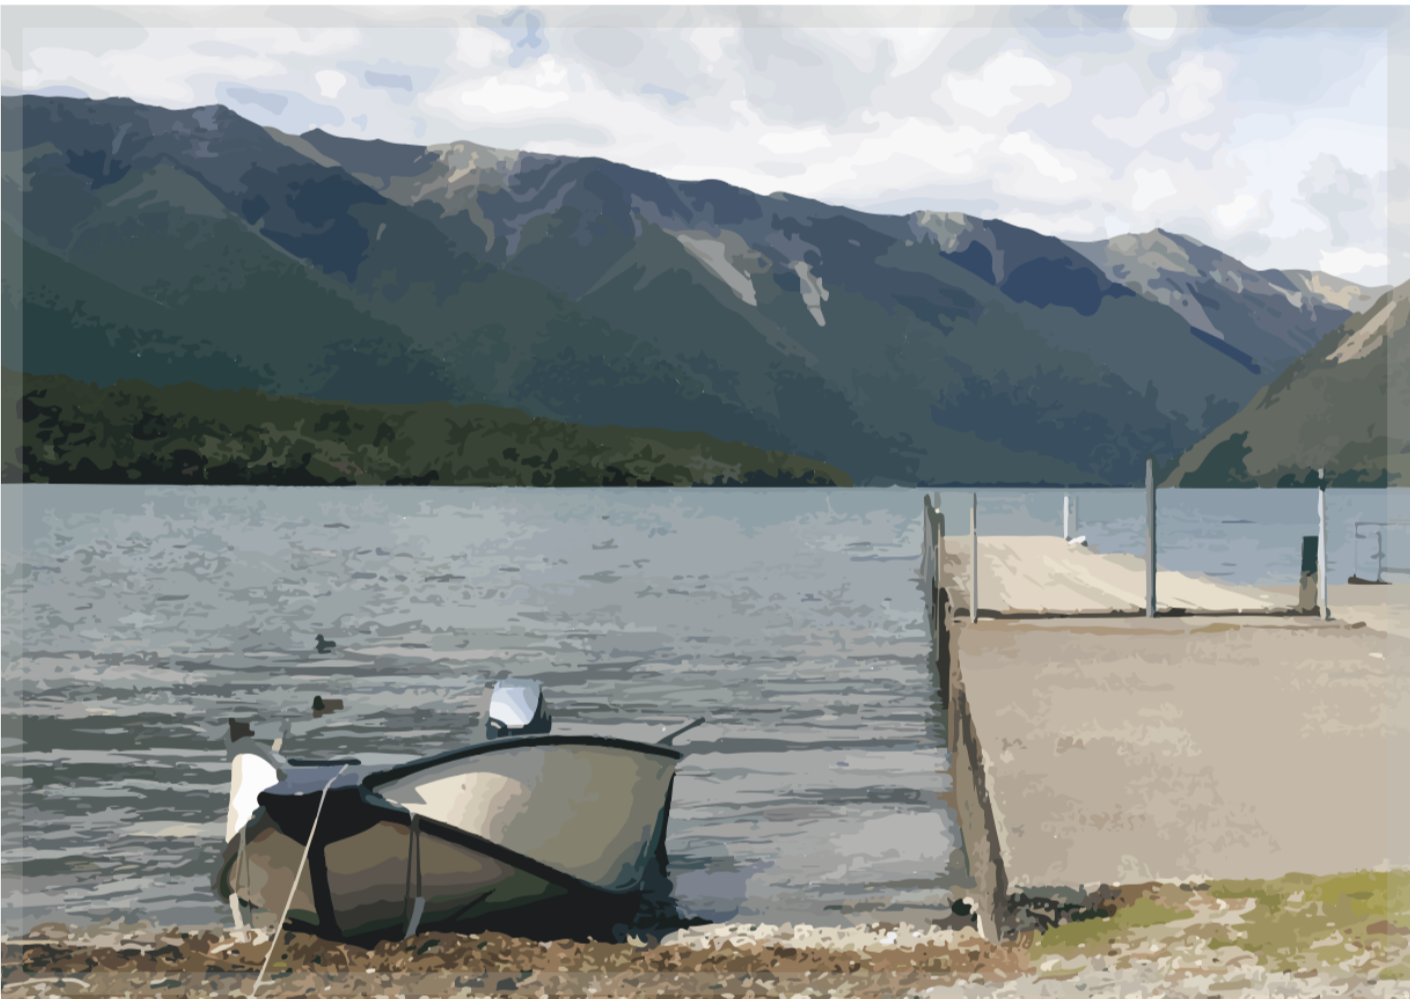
[{"xmin": 1298, "ymin": 536, "xmax": 1319, "ymax": 613}]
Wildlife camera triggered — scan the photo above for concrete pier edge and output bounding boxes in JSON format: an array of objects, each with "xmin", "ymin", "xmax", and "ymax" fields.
[
  {"xmin": 936, "ymin": 585, "xmax": 1011, "ymax": 944},
  {"xmin": 919, "ymin": 498, "xmax": 1403, "ymax": 945}
]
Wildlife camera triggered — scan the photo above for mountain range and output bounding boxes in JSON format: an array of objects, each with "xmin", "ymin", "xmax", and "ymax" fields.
[
  {"xmin": 1166, "ymin": 280, "xmax": 1408, "ymax": 488},
  {"xmin": 2, "ymin": 94, "xmax": 1391, "ymax": 485}
]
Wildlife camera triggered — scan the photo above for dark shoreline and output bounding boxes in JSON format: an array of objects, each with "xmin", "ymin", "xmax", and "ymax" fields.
[{"xmin": 6, "ymin": 874, "xmax": 1407, "ymax": 997}]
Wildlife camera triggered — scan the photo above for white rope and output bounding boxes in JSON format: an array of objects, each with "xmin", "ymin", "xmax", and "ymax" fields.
[
  {"xmin": 229, "ymin": 824, "xmax": 248, "ymax": 935},
  {"xmin": 249, "ymin": 763, "xmax": 348, "ymax": 995}
]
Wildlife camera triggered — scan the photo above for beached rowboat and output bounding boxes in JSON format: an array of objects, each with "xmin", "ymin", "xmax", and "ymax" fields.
[{"xmin": 215, "ymin": 687, "xmax": 691, "ymax": 941}]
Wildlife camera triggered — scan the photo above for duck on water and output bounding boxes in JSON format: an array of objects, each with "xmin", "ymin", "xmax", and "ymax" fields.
[{"xmin": 217, "ymin": 680, "xmax": 702, "ymax": 943}]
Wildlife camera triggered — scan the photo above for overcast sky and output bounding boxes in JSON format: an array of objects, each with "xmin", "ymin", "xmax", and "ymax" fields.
[{"xmin": 6, "ymin": 5, "xmax": 1401, "ymax": 284}]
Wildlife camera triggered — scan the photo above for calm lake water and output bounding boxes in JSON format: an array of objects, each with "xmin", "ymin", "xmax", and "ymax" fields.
[{"xmin": 0, "ymin": 485, "xmax": 1397, "ymax": 936}]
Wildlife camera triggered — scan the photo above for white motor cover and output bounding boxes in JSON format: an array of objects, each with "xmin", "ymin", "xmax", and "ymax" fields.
[
  {"xmin": 226, "ymin": 753, "xmax": 281, "ymax": 842},
  {"xmin": 489, "ymin": 680, "xmax": 543, "ymax": 728}
]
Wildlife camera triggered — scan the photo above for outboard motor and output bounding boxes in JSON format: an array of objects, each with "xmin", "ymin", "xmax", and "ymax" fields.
[
  {"xmin": 486, "ymin": 679, "xmax": 552, "ymax": 739},
  {"xmin": 224, "ymin": 719, "xmax": 288, "ymax": 842}
]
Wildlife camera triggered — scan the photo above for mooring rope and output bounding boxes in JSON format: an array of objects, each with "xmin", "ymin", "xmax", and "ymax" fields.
[
  {"xmin": 230, "ymin": 824, "xmax": 248, "ymax": 933},
  {"xmin": 249, "ymin": 763, "xmax": 349, "ymax": 994}
]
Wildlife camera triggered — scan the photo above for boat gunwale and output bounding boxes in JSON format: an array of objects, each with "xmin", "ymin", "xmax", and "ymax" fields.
[{"xmin": 361, "ymin": 733, "xmax": 683, "ymax": 791}]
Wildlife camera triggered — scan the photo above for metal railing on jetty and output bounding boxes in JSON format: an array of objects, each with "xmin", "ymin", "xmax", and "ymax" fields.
[
  {"xmin": 920, "ymin": 491, "xmax": 974, "ymax": 624},
  {"xmin": 1353, "ymin": 520, "xmax": 1410, "ymax": 583},
  {"xmin": 920, "ymin": 492, "xmax": 957, "ymax": 628},
  {"xmin": 923, "ymin": 463, "xmax": 1353, "ymax": 621}
]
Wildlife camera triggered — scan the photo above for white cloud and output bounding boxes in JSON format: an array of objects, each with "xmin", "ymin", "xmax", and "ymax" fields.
[
  {"xmin": 873, "ymin": 27, "xmax": 949, "ymax": 78},
  {"xmin": 264, "ymin": 28, "xmax": 361, "ymax": 56},
  {"xmin": 1132, "ymin": 168, "xmax": 1178, "ymax": 212},
  {"xmin": 1213, "ymin": 194, "xmax": 1260, "ymax": 229},
  {"xmin": 90, "ymin": 47, "xmax": 282, "ymax": 103},
  {"xmin": 1126, "ymin": 6, "xmax": 1180, "ymax": 44},
  {"xmin": 1319, "ymin": 247, "xmax": 1389, "ymax": 281},
  {"xmin": 759, "ymin": 128, "xmax": 830, "ymax": 156},
  {"xmin": 942, "ymin": 50, "xmax": 1062, "ymax": 118},
  {"xmin": 999, "ymin": 132, "xmax": 1077, "ymax": 184},
  {"xmin": 799, "ymin": 28, "xmax": 882, "ymax": 74},
  {"xmin": 1181, "ymin": 131, "xmax": 1220, "ymax": 152},
  {"xmin": 315, "ymin": 70, "xmax": 345, "ymax": 99},
  {"xmin": 455, "ymin": 28, "xmax": 513, "ymax": 69},
  {"xmin": 1003, "ymin": 211, "xmax": 1099, "ymax": 238},
  {"xmin": 841, "ymin": 116, "xmax": 993, "ymax": 181},
  {"xmin": 1094, "ymin": 54, "xmax": 1226, "ymax": 147},
  {"xmin": 450, "ymin": 74, "xmax": 571, "ymax": 114},
  {"xmin": 685, "ymin": 27, "xmax": 733, "ymax": 66}
]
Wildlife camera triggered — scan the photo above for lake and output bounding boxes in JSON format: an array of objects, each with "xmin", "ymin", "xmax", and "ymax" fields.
[{"xmin": 0, "ymin": 485, "xmax": 1396, "ymax": 936}]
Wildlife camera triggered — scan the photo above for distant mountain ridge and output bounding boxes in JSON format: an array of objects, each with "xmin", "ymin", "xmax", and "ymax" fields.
[
  {"xmin": 1167, "ymin": 280, "xmax": 1408, "ymax": 488},
  {"xmin": 1280, "ymin": 270, "xmax": 1390, "ymax": 314},
  {"xmin": 1064, "ymin": 229, "xmax": 1390, "ymax": 376},
  {"xmin": 3, "ymin": 94, "xmax": 1379, "ymax": 485}
]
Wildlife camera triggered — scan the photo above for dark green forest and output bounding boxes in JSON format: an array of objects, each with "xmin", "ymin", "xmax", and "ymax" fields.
[{"xmin": 6, "ymin": 369, "xmax": 852, "ymax": 487}]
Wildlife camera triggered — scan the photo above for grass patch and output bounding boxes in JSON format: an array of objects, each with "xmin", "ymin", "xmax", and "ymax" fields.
[
  {"xmin": 1031, "ymin": 898, "xmax": 1183, "ymax": 957},
  {"xmin": 1207, "ymin": 871, "xmax": 1410, "ymax": 975},
  {"xmin": 1025, "ymin": 872, "xmax": 1410, "ymax": 981}
]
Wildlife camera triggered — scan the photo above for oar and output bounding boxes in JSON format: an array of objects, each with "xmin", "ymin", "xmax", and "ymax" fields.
[{"xmin": 657, "ymin": 717, "xmax": 705, "ymax": 746}]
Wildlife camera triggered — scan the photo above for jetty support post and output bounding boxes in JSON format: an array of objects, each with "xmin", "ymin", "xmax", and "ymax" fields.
[
  {"xmin": 1145, "ymin": 458, "xmax": 1157, "ymax": 618},
  {"xmin": 923, "ymin": 493, "xmax": 944, "ymax": 589},
  {"xmin": 921, "ymin": 494, "xmax": 950, "ymax": 706},
  {"xmin": 922, "ymin": 494, "xmax": 933, "ymax": 584},
  {"xmin": 1319, "ymin": 469, "xmax": 1330, "ymax": 620},
  {"xmin": 936, "ymin": 500, "xmax": 945, "ymax": 595},
  {"xmin": 970, "ymin": 493, "xmax": 978, "ymax": 624},
  {"xmin": 1063, "ymin": 493, "xmax": 1070, "ymax": 541}
]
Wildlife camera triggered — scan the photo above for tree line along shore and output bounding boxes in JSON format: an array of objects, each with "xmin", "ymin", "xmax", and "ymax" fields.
[{"xmin": 6, "ymin": 369, "xmax": 852, "ymax": 488}]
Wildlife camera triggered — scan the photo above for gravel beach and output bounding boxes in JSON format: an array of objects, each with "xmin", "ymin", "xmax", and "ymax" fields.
[{"xmin": 5, "ymin": 878, "xmax": 1407, "ymax": 997}]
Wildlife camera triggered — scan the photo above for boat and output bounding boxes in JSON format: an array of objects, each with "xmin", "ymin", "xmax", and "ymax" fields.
[{"xmin": 215, "ymin": 684, "xmax": 697, "ymax": 942}]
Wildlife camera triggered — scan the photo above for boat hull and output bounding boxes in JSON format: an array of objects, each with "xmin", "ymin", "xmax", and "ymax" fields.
[
  {"xmin": 217, "ymin": 805, "xmax": 567, "ymax": 940},
  {"xmin": 216, "ymin": 736, "xmax": 681, "ymax": 941},
  {"xmin": 367, "ymin": 736, "xmax": 681, "ymax": 894}
]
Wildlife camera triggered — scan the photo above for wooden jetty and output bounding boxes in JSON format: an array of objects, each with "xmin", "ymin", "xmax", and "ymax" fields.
[
  {"xmin": 943, "ymin": 534, "xmax": 1286, "ymax": 616},
  {"xmin": 921, "ymin": 494, "xmax": 1408, "ymax": 943}
]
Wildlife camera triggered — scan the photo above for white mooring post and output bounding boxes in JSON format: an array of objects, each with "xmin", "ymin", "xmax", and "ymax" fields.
[
  {"xmin": 1319, "ymin": 469, "xmax": 1330, "ymax": 620},
  {"xmin": 970, "ymin": 493, "xmax": 978, "ymax": 624},
  {"xmin": 1063, "ymin": 493, "xmax": 1070, "ymax": 541},
  {"xmin": 1073, "ymin": 494, "xmax": 1078, "ymax": 539},
  {"xmin": 1146, "ymin": 458, "xmax": 1157, "ymax": 618}
]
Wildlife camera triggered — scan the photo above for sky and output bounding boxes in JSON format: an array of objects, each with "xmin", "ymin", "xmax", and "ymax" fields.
[{"xmin": 5, "ymin": 5, "xmax": 1401, "ymax": 285}]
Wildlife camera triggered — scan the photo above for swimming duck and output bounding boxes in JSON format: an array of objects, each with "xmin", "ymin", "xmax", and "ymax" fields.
[{"xmin": 315, "ymin": 634, "xmax": 336, "ymax": 654}]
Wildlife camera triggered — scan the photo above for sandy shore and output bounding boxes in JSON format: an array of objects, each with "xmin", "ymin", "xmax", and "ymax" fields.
[{"xmin": 5, "ymin": 876, "xmax": 1407, "ymax": 997}]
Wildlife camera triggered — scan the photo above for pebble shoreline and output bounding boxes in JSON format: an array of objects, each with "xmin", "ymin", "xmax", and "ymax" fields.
[{"xmin": 3, "ymin": 900, "xmax": 1405, "ymax": 999}]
